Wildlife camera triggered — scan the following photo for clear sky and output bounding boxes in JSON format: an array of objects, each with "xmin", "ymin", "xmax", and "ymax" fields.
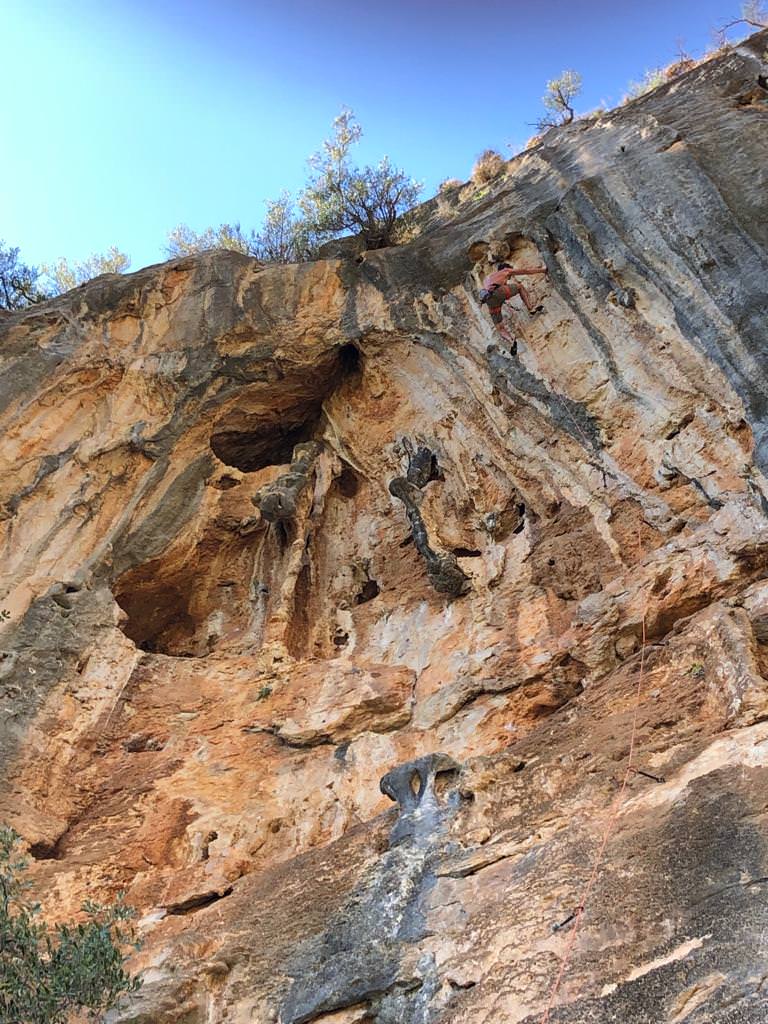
[{"xmin": 0, "ymin": 0, "xmax": 751, "ymax": 272}]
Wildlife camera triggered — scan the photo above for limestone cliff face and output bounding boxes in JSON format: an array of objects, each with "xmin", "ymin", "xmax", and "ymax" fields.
[{"xmin": 2, "ymin": 33, "xmax": 768, "ymax": 1024}]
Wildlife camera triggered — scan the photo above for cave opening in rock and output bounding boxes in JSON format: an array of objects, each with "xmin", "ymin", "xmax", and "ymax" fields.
[
  {"xmin": 355, "ymin": 578, "xmax": 380, "ymax": 604},
  {"xmin": 28, "ymin": 839, "xmax": 62, "ymax": 861},
  {"xmin": 209, "ymin": 343, "xmax": 362, "ymax": 473},
  {"xmin": 337, "ymin": 464, "xmax": 360, "ymax": 498},
  {"xmin": 338, "ymin": 342, "xmax": 362, "ymax": 376},
  {"xmin": 210, "ymin": 417, "xmax": 320, "ymax": 473},
  {"xmin": 114, "ymin": 579, "xmax": 199, "ymax": 657}
]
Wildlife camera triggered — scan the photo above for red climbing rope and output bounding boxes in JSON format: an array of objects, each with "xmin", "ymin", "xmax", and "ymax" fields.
[{"xmin": 539, "ymin": 608, "xmax": 648, "ymax": 1023}]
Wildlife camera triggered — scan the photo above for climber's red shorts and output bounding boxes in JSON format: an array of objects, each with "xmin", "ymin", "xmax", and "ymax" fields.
[{"xmin": 486, "ymin": 283, "xmax": 518, "ymax": 323}]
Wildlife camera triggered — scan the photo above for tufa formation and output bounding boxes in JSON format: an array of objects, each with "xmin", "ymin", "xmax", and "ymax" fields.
[{"xmin": 1, "ymin": 32, "xmax": 768, "ymax": 1024}]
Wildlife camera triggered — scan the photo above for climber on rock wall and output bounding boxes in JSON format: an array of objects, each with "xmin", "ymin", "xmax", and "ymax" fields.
[{"xmin": 480, "ymin": 261, "xmax": 548, "ymax": 352}]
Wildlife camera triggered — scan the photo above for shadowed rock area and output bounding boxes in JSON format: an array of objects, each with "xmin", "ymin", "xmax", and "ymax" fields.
[{"xmin": 1, "ymin": 33, "xmax": 768, "ymax": 1024}]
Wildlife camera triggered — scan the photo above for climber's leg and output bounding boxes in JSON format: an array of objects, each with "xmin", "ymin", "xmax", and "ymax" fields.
[
  {"xmin": 497, "ymin": 324, "xmax": 518, "ymax": 355},
  {"xmin": 519, "ymin": 282, "xmax": 544, "ymax": 315},
  {"xmin": 489, "ymin": 298, "xmax": 518, "ymax": 355},
  {"xmin": 487, "ymin": 286, "xmax": 518, "ymax": 354}
]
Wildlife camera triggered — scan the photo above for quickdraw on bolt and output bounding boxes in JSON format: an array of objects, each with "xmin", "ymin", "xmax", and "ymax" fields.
[{"xmin": 629, "ymin": 767, "xmax": 665, "ymax": 783}]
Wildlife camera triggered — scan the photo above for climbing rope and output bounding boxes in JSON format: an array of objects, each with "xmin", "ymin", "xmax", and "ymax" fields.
[{"xmin": 539, "ymin": 607, "xmax": 648, "ymax": 1023}]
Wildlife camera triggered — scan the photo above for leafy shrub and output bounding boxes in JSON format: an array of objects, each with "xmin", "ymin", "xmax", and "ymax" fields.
[
  {"xmin": 0, "ymin": 826, "xmax": 141, "ymax": 1024},
  {"xmin": 165, "ymin": 110, "xmax": 420, "ymax": 260},
  {"xmin": 165, "ymin": 223, "xmax": 253, "ymax": 258},
  {"xmin": 624, "ymin": 67, "xmax": 667, "ymax": 101},
  {"xmin": 471, "ymin": 150, "xmax": 505, "ymax": 187},
  {"xmin": 42, "ymin": 248, "xmax": 130, "ymax": 295}
]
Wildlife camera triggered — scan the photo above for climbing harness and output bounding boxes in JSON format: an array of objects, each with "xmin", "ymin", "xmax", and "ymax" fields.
[{"xmin": 539, "ymin": 605, "xmax": 649, "ymax": 1023}]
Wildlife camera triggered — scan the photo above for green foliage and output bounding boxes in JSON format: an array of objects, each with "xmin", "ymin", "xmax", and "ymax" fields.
[
  {"xmin": 0, "ymin": 243, "xmax": 47, "ymax": 311},
  {"xmin": 624, "ymin": 67, "xmax": 667, "ymax": 101},
  {"xmin": 0, "ymin": 827, "xmax": 141, "ymax": 1024},
  {"xmin": 299, "ymin": 108, "xmax": 422, "ymax": 250},
  {"xmin": 42, "ymin": 248, "xmax": 130, "ymax": 296},
  {"xmin": 165, "ymin": 222, "xmax": 255, "ymax": 258},
  {"xmin": 164, "ymin": 109, "xmax": 420, "ymax": 261},
  {"xmin": 537, "ymin": 70, "xmax": 583, "ymax": 130},
  {"xmin": 256, "ymin": 684, "xmax": 273, "ymax": 701},
  {"xmin": 251, "ymin": 193, "xmax": 320, "ymax": 262},
  {"xmin": 165, "ymin": 204, "xmax": 318, "ymax": 263}
]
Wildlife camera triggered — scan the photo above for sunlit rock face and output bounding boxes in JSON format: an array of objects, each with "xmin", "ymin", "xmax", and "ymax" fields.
[{"xmin": 2, "ymin": 31, "xmax": 768, "ymax": 1024}]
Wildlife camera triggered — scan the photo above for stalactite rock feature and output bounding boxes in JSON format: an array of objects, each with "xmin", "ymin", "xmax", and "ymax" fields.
[
  {"xmin": 252, "ymin": 441, "xmax": 325, "ymax": 522},
  {"xmin": 1, "ymin": 32, "xmax": 768, "ymax": 1024},
  {"xmin": 388, "ymin": 476, "xmax": 471, "ymax": 597}
]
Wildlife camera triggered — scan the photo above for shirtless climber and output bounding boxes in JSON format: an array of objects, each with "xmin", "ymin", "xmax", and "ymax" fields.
[{"xmin": 479, "ymin": 261, "xmax": 548, "ymax": 353}]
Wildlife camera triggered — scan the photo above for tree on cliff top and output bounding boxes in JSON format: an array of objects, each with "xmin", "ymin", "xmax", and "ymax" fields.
[
  {"xmin": 536, "ymin": 70, "xmax": 583, "ymax": 130},
  {"xmin": 0, "ymin": 243, "xmax": 46, "ymax": 310},
  {"xmin": 254, "ymin": 192, "xmax": 320, "ymax": 262},
  {"xmin": 0, "ymin": 827, "xmax": 141, "ymax": 1024},
  {"xmin": 718, "ymin": 1, "xmax": 768, "ymax": 38},
  {"xmin": 41, "ymin": 247, "xmax": 131, "ymax": 296},
  {"xmin": 165, "ymin": 222, "xmax": 255, "ymax": 258},
  {"xmin": 165, "ymin": 194, "xmax": 315, "ymax": 262},
  {"xmin": 299, "ymin": 108, "xmax": 422, "ymax": 250}
]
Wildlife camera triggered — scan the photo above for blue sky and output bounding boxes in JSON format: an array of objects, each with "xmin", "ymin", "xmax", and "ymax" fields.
[{"xmin": 1, "ymin": 0, "xmax": 750, "ymax": 271}]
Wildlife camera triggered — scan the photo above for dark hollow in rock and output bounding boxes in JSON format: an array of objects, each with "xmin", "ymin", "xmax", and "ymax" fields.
[
  {"xmin": 28, "ymin": 839, "xmax": 62, "ymax": 861},
  {"xmin": 337, "ymin": 342, "xmax": 362, "ymax": 376},
  {"xmin": 211, "ymin": 418, "xmax": 318, "ymax": 473},
  {"xmin": 355, "ymin": 578, "xmax": 380, "ymax": 605},
  {"xmin": 211, "ymin": 342, "xmax": 360, "ymax": 473},
  {"xmin": 113, "ymin": 577, "xmax": 199, "ymax": 657},
  {"xmin": 165, "ymin": 887, "xmax": 234, "ymax": 916},
  {"xmin": 123, "ymin": 732, "xmax": 166, "ymax": 753},
  {"xmin": 336, "ymin": 464, "xmax": 360, "ymax": 498}
]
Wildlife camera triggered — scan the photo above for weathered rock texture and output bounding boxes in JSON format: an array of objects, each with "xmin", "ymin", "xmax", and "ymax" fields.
[{"xmin": 2, "ymin": 33, "xmax": 768, "ymax": 1024}]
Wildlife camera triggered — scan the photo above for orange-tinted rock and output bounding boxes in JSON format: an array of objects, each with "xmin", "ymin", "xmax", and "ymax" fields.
[{"xmin": 2, "ymin": 32, "xmax": 768, "ymax": 1024}]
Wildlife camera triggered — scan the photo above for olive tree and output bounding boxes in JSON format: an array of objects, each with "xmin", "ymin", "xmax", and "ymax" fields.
[
  {"xmin": 42, "ymin": 247, "xmax": 130, "ymax": 295},
  {"xmin": 536, "ymin": 70, "xmax": 583, "ymax": 130},
  {"xmin": 251, "ymin": 192, "xmax": 321, "ymax": 262},
  {"xmin": 165, "ymin": 222, "xmax": 255, "ymax": 257},
  {"xmin": 299, "ymin": 109, "xmax": 422, "ymax": 250},
  {"xmin": 0, "ymin": 243, "xmax": 46, "ymax": 310},
  {"xmin": 718, "ymin": 0, "xmax": 768, "ymax": 40},
  {"xmin": 0, "ymin": 827, "xmax": 141, "ymax": 1024}
]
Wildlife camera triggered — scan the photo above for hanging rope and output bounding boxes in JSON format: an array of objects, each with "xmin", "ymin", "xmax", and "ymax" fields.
[{"xmin": 540, "ymin": 606, "xmax": 648, "ymax": 1023}]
